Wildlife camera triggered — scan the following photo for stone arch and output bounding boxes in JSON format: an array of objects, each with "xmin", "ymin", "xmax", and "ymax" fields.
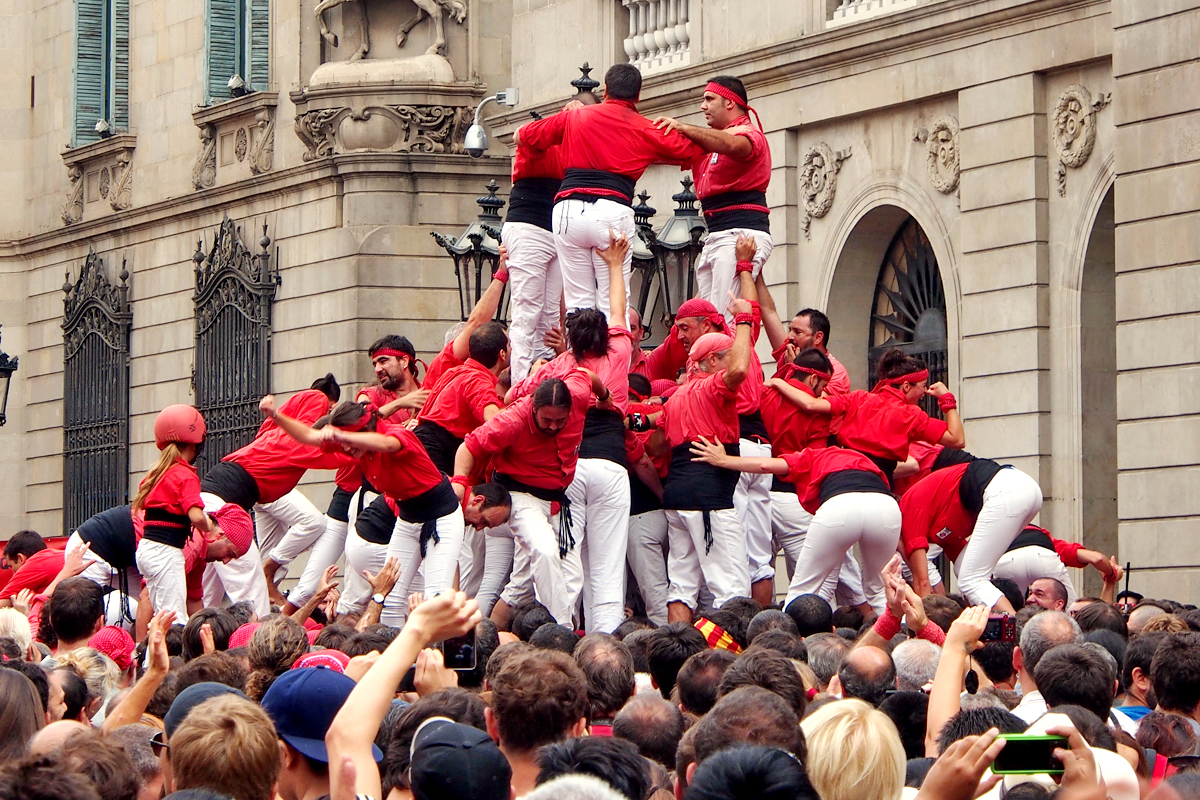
[{"xmin": 816, "ymin": 173, "xmax": 960, "ymax": 390}]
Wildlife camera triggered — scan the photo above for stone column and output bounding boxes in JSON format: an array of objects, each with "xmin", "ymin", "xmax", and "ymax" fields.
[
  {"xmin": 956, "ymin": 74, "xmax": 1052, "ymax": 498},
  {"xmin": 1112, "ymin": 1, "xmax": 1200, "ymax": 598}
]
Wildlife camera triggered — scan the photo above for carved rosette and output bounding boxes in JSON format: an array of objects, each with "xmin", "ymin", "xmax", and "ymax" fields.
[
  {"xmin": 62, "ymin": 166, "xmax": 84, "ymax": 225},
  {"xmin": 248, "ymin": 109, "xmax": 274, "ymax": 174},
  {"xmin": 1054, "ymin": 84, "xmax": 1111, "ymax": 197},
  {"xmin": 926, "ymin": 116, "xmax": 960, "ymax": 194},
  {"xmin": 799, "ymin": 142, "xmax": 852, "ymax": 240},
  {"xmin": 193, "ymin": 125, "xmax": 217, "ymax": 190},
  {"xmin": 294, "ymin": 103, "xmax": 473, "ymax": 160}
]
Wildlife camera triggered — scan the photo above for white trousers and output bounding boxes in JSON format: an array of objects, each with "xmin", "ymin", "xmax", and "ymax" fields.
[
  {"xmin": 992, "ymin": 546, "xmax": 1078, "ymax": 608},
  {"xmin": 461, "ymin": 523, "xmax": 515, "ymax": 618},
  {"xmin": 954, "ymin": 468, "xmax": 1044, "ymax": 609},
  {"xmin": 901, "ymin": 546, "xmax": 945, "ymax": 590},
  {"xmin": 256, "ymin": 489, "xmax": 326, "ymax": 571},
  {"xmin": 667, "ymin": 507, "xmax": 750, "ymax": 611},
  {"xmin": 695, "ymin": 229, "xmax": 773, "ymax": 324},
  {"xmin": 500, "ymin": 492, "xmax": 573, "ymax": 624},
  {"xmin": 561, "ymin": 459, "xmax": 632, "ymax": 633},
  {"xmin": 770, "ymin": 491, "xmax": 867, "ymax": 606},
  {"xmin": 381, "ymin": 506, "xmax": 465, "ymax": 627},
  {"xmin": 135, "ymin": 540, "xmax": 188, "ymax": 621},
  {"xmin": 627, "ymin": 509, "xmax": 669, "ymax": 626},
  {"xmin": 287, "ymin": 516, "xmax": 349, "ymax": 608},
  {"xmin": 736, "ymin": 440, "xmax": 775, "ymax": 584},
  {"xmin": 198, "ymin": 493, "xmax": 271, "ymax": 617},
  {"xmin": 783, "ymin": 492, "xmax": 902, "ymax": 611},
  {"xmin": 552, "ymin": 198, "xmax": 634, "ymax": 324},
  {"xmin": 504, "ymin": 221, "xmax": 563, "ymax": 382}
]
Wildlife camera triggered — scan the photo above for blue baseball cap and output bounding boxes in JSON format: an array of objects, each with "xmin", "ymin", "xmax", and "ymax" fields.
[{"xmin": 260, "ymin": 666, "xmax": 383, "ymax": 763}]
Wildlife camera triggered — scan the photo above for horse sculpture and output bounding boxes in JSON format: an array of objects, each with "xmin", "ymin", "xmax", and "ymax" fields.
[{"xmin": 315, "ymin": 0, "xmax": 468, "ymax": 60}]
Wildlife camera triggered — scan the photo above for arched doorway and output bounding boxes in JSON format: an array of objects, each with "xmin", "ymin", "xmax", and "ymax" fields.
[
  {"xmin": 1079, "ymin": 186, "xmax": 1117, "ymax": 589},
  {"xmin": 867, "ymin": 216, "xmax": 949, "ymax": 418}
]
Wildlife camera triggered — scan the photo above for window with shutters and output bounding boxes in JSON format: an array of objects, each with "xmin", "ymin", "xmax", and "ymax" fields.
[
  {"xmin": 73, "ymin": 0, "xmax": 129, "ymax": 146},
  {"xmin": 206, "ymin": 0, "xmax": 270, "ymax": 104}
]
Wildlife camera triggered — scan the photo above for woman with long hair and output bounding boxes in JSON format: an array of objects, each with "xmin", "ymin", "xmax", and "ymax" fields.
[{"xmin": 0, "ymin": 668, "xmax": 45, "ymax": 762}]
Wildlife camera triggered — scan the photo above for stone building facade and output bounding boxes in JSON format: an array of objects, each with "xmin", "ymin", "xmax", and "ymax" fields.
[{"xmin": 1, "ymin": 0, "xmax": 1196, "ymax": 598}]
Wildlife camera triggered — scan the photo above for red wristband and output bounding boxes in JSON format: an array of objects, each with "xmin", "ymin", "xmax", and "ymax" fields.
[
  {"xmin": 918, "ymin": 619, "xmax": 946, "ymax": 647},
  {"xmin": 938, "ymin": 392, "xmax": 957, "ymax": 411},
  {"xmin": 873, "ymin": 608, "xmax": 903, "ymax": 640},
  {"xmin": 450, "ymin": 475, "xmax": 472, "ymax": 490},
  {"xmin": 494, "ymin": 266, "xmax": 509, "ymax": 284},
  {"xmin": 735, "ymin": 259, "xmax": 754, "ymax": 274},
  {"xmin": 733, "ymin": 311, "xmax": 754, "ymax": 327}
]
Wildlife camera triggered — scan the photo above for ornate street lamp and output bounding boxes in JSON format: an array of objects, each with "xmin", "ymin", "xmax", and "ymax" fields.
[
  {"xmin": 649, "ymin": 176, "xmax": 707, "ymax": 326},
  {"xmin": 629, "ymin": 190, "xmax": 664, "ymax": 337},
  {"xmin": 0, "ymin": 325, "xmax": 19, "ymax": 427},
  {"xmin": 431, "ymin": 180, "xmax": 507, "ymax": 321}
]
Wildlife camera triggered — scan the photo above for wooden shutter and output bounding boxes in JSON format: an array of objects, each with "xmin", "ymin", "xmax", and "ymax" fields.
[
  {"xmin": 247, "ymin": 0, "xmax": 269, "ymax": 91},
  {"xmin": 74, "ymin": 0, "xmax": 107, "ymax": 144},
  {"xmin": 206, "ymin": 0, "xmax": 241, "ymax": 104},
  {"xmin": 111, "ymin": 0, "xmax": 129, "ymax": 131}
]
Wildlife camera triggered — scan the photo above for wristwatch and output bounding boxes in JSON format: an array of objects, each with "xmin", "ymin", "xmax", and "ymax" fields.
[{"xmin": 371, "ymin": 593, "xmax": 386, "ymax": 606}]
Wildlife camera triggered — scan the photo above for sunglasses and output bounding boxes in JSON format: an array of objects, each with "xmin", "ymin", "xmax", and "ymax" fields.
[{"xmin": 150, "ymin": 731, "xmax": 170, "ymax": 756}]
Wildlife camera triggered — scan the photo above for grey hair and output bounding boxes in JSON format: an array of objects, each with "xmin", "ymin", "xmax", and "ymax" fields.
[
  {"xmin": 697, "ymin": 349, "xmax": 732, "ymax": 373},
  {"xmin": 1018, "ymin": 610, "xmax": 1082, "ymax": 677},
  {"xmin": 892, "ymin": 639, "xmax": 942, "ymax": 692},
  {"xmin": 805, "ymin": 632, "xmax": 850, "ymax": 689},
  {"xmin": 444, "ymin": 322, "xmax": 467, "ymax": 347},
  {"xmin": 524, "ymin": 774, "xmax": 626, "ymax": 800}
]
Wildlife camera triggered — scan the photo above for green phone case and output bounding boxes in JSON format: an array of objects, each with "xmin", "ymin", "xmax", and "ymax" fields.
[{"xmin": 991, "ymin": 733, "xmax": 1068, "ymax": 775}]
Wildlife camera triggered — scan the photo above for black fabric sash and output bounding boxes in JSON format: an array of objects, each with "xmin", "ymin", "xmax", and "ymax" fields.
[
  {"xmin": 1005, "ymin": 526, "xmax": 1056, "ymax": 554},
  {"xmin": 142, "ymin": 507, "xmax": 191, "ymax": 549},
  {"xmin": 661, "ymin": 442, "xmax": 741, "ymax": 511},
  {"xmin": 355, "ymin": 493, "xmax": 396, "ymax": 546},
  {"xmin": 959, "ymin": 459, "xmax": 1005, "ymax": 516},
  {"xmin": 507, "ymin": 177, "xmax": 561, "ymax": 231},
  {"xmin": 770, "ymin": 476, "xmax": 796, "ymax": 494},
  {"xmin": 630, "ymin": 473, "xmax": 663, "ymax": 515},
  {"xmin": 579, "ymin": 409, "xmax": 628, "ymax": 466},
  {"xmin": 200, "ymin": 461, "xmax": 260, "ymax": 512},
  {"xmin": 817, "ymin": 469, "xmax": 892, "ymax": 507},
  {"xmin": 326, "ymin": 486, "xmax": 354, "ymax": 523},
  {"xmin": 739, "ymin": 411, "xmax": 770, "ymax": 443},
  {"xmin": 557, "ymin": 169, "xmax": 636, "ymax": 205},
  {"xmin": 702, "ymin": 190, "xmax": 770, "ymax": 233},
  {"xmin": 932, "ymin": 446, "xmax": 977, "ymax": 472},
  {"xmin": 414, "ymin": 420, "xmax": 463, "ymax": 477},
  {"xmin": 77, "ymin": 505, "xmax": 137, "ymax": 570}
]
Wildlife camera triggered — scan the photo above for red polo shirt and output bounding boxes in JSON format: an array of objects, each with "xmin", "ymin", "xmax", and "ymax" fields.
[
  {"xmin": 642, "ymin": 314, "xmax": 764, "ymax": 418},
  {"xmin": 658, "ymin": 371, "xmax": 739, "ymax": 448},
  {"xmin": 780, "ymin": 448, "xmax": 887, "ymax": 516},
  {"xmin": 334, "ymin": 462, "xmax": 363, "ymax": 493},
  {"xmin": 420, "ymin": 358, "xmax": 502, "ymax": 439},
  {"xmin": 518, "ymin": 99, "xmax": 701, "ymax": 199},
  {"xmin": 899, "ymin": 463, "xmax": 974, "ymax": 561},
  {"xmin": 0, "ymin": 549, "xmax": 65, "ymax": 600},
  {"xmin": 225, "ymin": 428, "xmax": 353, "ymax": 504},
  {"xmin": 257, "ymin": 389, "xmax": 331, "ymax": 436},
  {"xmin": 513, "ymin": 141, "xmax": 565, "ymax": 181},
  {"xmin": 691, "ymin": 117, "xmax": 771, "ymax": 199},
  {"xmin": 828, "ymin": 386, "xmax": 947, "ymax": 462},
  {"xmin": 512, "ymin": 328, "xmax": 633, "ymax": 415},
  {"xmin": 424, "ymin": 341, "xmax": 465, "ymax": 390},
  {"xmin": 761, "ymin": 380, "xmax": 829, "ymax": 457},
  {"xmin": 142, "ymin": 459, "xmax": 204, "ymax": 516},
  {"xmin": 463, "ymin": 369, "xmax": 592, "ymax": 491},
  {"xmin": 324, "ymin": 418, "xmax": 443, "ymax": 502}
]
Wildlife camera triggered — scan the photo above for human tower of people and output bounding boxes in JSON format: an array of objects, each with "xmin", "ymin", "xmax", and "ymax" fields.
[{"xmin": 32, "ymin": 63, "xmax": 1124, "ymax": 641}]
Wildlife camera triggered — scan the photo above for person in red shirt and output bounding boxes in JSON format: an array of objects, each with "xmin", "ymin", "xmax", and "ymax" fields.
[
  {"xmin": 690, "ymin": 441, "xmax": 902, "ymax": 613},
  {"xmin": 654, "ymin": 76, "xmax": 774, "ymax": 322},
  {"xmin": 898, "ymin": 458, "xmax": 1043, "ymax": 613},
  {"xmin": 133, "ymin": 405, "xmax": 222, "ymax": 621},
  {"xmin": 0, "ymin": 532, "xmax": 65, "ymax": 607},
  {"xmin": 423, "ymin": 250, "xmax": 512, "ymax": 390},
  {"xmin": 766, "ymin": 348, "xmax": 965, "ymax": 486},
  {"xmin": 358, "ymin": 335, "xmax": 429, "ymax": 420},
  {"xmin": 514, "ymin": 63, "xmax": 701, "ymax": 324},
  {"xmin": 625, "ymin": 373, "xmax": 669, "ymax": 625},
  {"xmin": 648, "ymin": 288, "xmax": 756, "ymax": 623},
  {"xmin": 261, "ymin": 398, "xmax": 468, "ymax": 627},
  {"xmin": 992, "ymin": 524, "xmax": 1122, "ymax": 609},
  {"xmin": 506, "ymin": 91, "xmax": 599, "ymax": 383},
  {"xmin": 453, "ymin": 369, "xmax": 612, "ymax": 626}
]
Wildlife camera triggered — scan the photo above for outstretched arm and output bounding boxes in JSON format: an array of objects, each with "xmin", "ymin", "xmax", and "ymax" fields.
[
  {"xmin": 600, "ymin": 231, "xmax": 630, "ymax": 331},
  {"xmin": 764, "ymin": 377, "xmax": 833, "ymax": 414},
  {"xmin": 652, "ymin": 118, "xmax": 754, "ymax": 159},
  {"xmin": 259, "ymin": 395, "xmax": 326, "ymax": 447},
  {"xmin": 689, "ymin": 437, "xmax": 789, "ymax": 475}
]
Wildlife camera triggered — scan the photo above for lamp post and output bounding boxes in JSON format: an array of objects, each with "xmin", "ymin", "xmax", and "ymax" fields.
[
  {"xmin": 431, "ymin": 180, "xmax": 507, "ymax": 321},
  {"xmin": 0, "ymin": 325, "xmax": 18, "ymax": 427},
  {"xmin": 649, "ymin": 176, "xmax": 707, "ymax": 327},
  {"xmin": 629, "ymin": 190, "xmax": 663, "ymax": 336}
]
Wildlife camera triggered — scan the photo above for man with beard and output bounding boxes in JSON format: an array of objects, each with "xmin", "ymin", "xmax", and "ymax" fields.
[{"xmin": 358, "ymin": 335, "xmax": 429, "ymax": 420}]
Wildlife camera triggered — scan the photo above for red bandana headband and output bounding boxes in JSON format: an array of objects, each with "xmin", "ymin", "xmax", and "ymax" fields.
[
  {"xmin": 886, "ymin": 369, "xmax": 929, "ymax": 386},
  {"xmin": 705, "ymin": 81, "xmax": 763, "ymax": 132},
  {"xmin": 792, "ymin": 366, "xmax": 833, "ymax": 382},
  {"xmin": 339, "ymin": 403, "xmax": 377, "ymax": 433},
  {"xmin": 371, "ymin": 348, "xmax": 411, "ymax": 362}
]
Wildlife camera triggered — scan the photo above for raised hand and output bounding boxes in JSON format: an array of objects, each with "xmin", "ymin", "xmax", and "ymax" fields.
[{"xmin": 258, "ymin": 394, "xmax": 277, "ymax": 418}]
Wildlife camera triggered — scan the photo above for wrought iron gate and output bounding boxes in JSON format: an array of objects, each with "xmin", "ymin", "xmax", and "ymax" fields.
[
  {"xmin": 62, "ymin": 252, "xmax": 132, "ymax": 533},
  {"xmin": 867, "ymin": 216, "xmax": 948, "ymax": 419},
  {"xmin": 192, "ymin": 217, "xmax": 279, "ymax": 477}
]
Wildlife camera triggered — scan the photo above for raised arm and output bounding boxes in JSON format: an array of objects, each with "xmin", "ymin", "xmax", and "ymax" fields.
[
  {"xmin": 723, "ymin": 284, "xmax": 757, "ymax": 391},
  {"xmin": 259, "ymin": 395, "xmax": 325, "ymax": 447},
  {"xmin": 102, "ymin": 611, "xmax": 175, "ymax": 732},
  {"xmin": 754, "ymin": 273, "xmax": 787, "ymax": 354},
  {"xmin": 689, "ymin": 437, "xmax": 789, "ymax": 475},
  {"xmin": 926, "ymin": 606, "xmax": 988, "ymax": 757},
  {"xmin": 600, "ymin": 232, "xmax": 630, "ymax": 330},
  {"xmin": 328, "ymin": 428, "xmax": 403, "ymax": 454},
  {"xmin": 452, "ymin": 246, "xmax": 510, "ymax": 360},
  {"xmin": 926, "ymin": 382, "xmax": 965, "ymax": 449}
]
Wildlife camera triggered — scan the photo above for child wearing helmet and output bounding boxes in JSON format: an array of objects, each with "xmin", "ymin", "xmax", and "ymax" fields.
[{"xmin": 133, "ymin": 404, "xmax": 223, "ymax": 620}]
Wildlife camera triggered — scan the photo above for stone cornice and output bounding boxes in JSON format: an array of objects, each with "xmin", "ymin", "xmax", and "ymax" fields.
[
  {"xmin": 61, "ymin": 133, "xmax": 138, "ymax": 168},
  {"xmin": 488, "ymin": 0, "xmax": 1109, "ymax": 134},
  {"xmin": 191, "ymin": 91, "xmax": 279, "ymax": 129}
]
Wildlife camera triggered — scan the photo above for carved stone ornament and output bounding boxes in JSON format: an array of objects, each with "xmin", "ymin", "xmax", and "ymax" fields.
[
  {"xmin": 109, "ymin": 151, "xmax": 133, "ymax": 211},
  {"xmin": 248, "ymin": 109, "xmax": 274, "ymax": 174},
  {"xmin": 62, "ymin": 251, "xmax": 132, "ymax": 359},
  {"xmin": 294, "ymin": 103, "xmax": 472, "ymax": 160},
  {"xmin": 234, "ymin": 128, "xmax": 249, "ymax": 162},
  {"xmin": 316, "ymin": 0, "xmax": 468, "ymax": 61},
  {"xmin": 926, "ymin": 115, "xmax": 960, "ymax": 194},
  {"xmin": 799, "ymin": 142, "xmax": 852, "ymax": 240},
  {"xmin": 60, "ymin": 133, "xmax": 137, "ymax": 225},
  {"xmin": 193, "ymin": 124, "xmax": 217, "ymax": 190},
  {"xmin": 1054, "ymin": 84, "xmax": 1111, "ymax": 197}
]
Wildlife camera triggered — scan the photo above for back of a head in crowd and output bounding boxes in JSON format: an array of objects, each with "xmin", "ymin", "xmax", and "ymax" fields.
[
  {"xmin": 409, "ymin": 718, "xmax": 511, "ymax": 800},
  {"xmin": 574, "ymin": 633, "xmax": 635, "ymax": 722},
  {"xmin": 784, "ymin": 594, "xmax": 833, "ymax": 637},
  {"xmin": 512, "ymin": 600, "xmax": 557, "ymax": 642},
  {"xmin": 469, "ymin": 321, "xmax": 509, "ymax": 368},
  {"xmin": 879, "ymin": 691, "xmax": 929, "ymax": 761},
  {"xmin": 244, "ymin": 615, "xmax": 309, "ymax": 702},
  {"xmin": 1075, "ymin": 602, "xmax": 1129, "ymax": 638},
  {"xmin": 382, "ymin": 688, "xmax": 487, "ymax": 795},
  {"xmin": 747, "ymin": 631, "xmax": 806, "ymax": 662},
  {"xmin": 0, "ymin": 668, "xmax": 45, "ymax": 762},
  {"xmin": 1019, "ymin": 609, "xmax": 1082, "ymax": 677},
  {"xmin": 182, "ymin": 608, "xmax": 238, "ymax": 661},
  {"xmin": 675, "ymin": 648, "xmax": 737, "ymax": 716},
  {"xmin": 719, "ymin": 647, "xmax": 807, "ymax": 717},
  {"xmin": 169, "ymin": 693, "xmax": 280, "ymax": 800},
  {"xmin": 56, "ymin": 730, "xmax": 140, "ymax": 800},
  {"xmin": 801, "ymin": 698, "xmax": 905, "ymax": 800},
  {"xmin": 49, "ymin": 577, "xmax": 106, "ymax": 644},
  {"xmin": 804, "ymin": 632, "xmax": 850, "ymax": 690},
  {"xmin": 923, "ymin": 595, "xmax": 964, "ymax": 633},
  {"xmin": 3, "ymin": 529, "xmax": 46, "ymax": 563},
  {"xmin": 530, "ymin": 623, "xmax": 580, "ymax": 655},
  {"xmin": 565, "ymin": 308, "xmax": 611, "ymax": 364},
  {"xmin": 686, "ymin": 745, "xmax": 820, "ymax": 800},
  {"xmin": 1152, "ymin": 631, "xmax": 1200, "ymax": 716},
  {"xmin": 836, "ymin": 646, "xmax": 896, "ymax": 707},
  {"xmin": 646, "ymin": 622, "xmax": 709, "ymax": 699},
  {"xmin": 488, "ymin": 649, "xmax": 588, "ymax": 752},
  {"xmin": 936, "ymin": 706, "xmax": 1027, "ymax": 755},
  {"xmin": 745, "ymin": 609, "xmax": 799, "ymax": 645},
  {"xmin": 892, "ymin": 639, "xmax": 941, "ymax": 692},
  {"xmin": 612, "ymin": 693, "xmax": 684, "ymax": 770},
  {"xmin": 536, "ymin": 736, "xmax": 649, "ymax": 800},
  {"xmin": 604, "ymin": 62, "xmax": 642, "ymax": 101},
  {"xmin": 692, "ymin": 686, "xmax": 805, "ymax": 768},
  {"xmin": 309, "ymin": 373, "xmax": 341, "ymax": 402}
]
